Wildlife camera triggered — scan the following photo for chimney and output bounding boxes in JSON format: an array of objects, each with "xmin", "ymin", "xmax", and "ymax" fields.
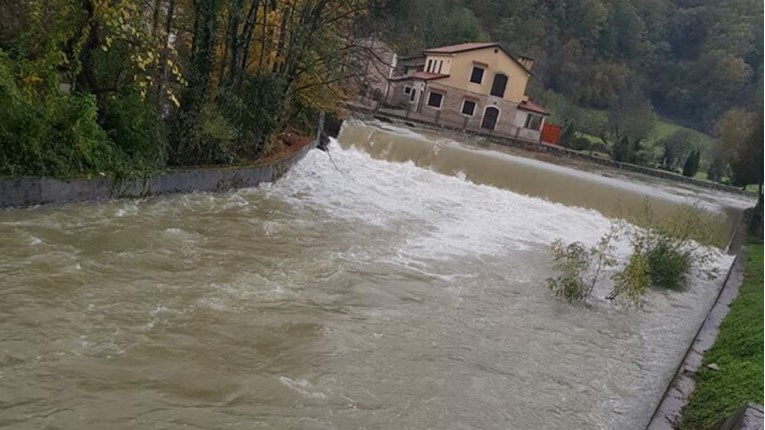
[{"xmin": 517, "ymin": 55, "xmax": 534, "ymax": 71}]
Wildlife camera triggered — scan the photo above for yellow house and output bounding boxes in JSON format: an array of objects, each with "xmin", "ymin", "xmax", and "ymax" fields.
[{"xmin": 388, "ymin": 42, "xmax": 549, "ymax": 142}]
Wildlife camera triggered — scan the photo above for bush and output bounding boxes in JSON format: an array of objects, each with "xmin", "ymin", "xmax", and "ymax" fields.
[
  {"xmin": 170, "ymin": 103, "xmax": 239, "ymax": 166},
  {"xmin": 569, "ymin": 136, "xmax": 591, "ymax": 151},
  {"xmin": 607, "ymin": 236, "xmax": 693, "ymax": 307},
  {"xmin": 546, "ymin": 203, "xmax": 720, "ymax": 307},
  {"xmin": 612, "ymin": 136, "xmax": 645, "ymax": 164},
  {"xmin": 644, "ymin": 238, "xmax": 693, "ymax": 290},
  {"xmin": 546, "ymin": 240, "xmax": 591, "ymax": 301},
  {"xmin": 589, "ymin": 142, "xmax": 610, "ymax": 154},
  {"xmin": 0, "ymin": 53, "xmax": 166, "ymax": 178},
  {"xmin": 220, "ymin": 73, "xmax": 286, "ymax": 156},
  {"xmin": 546, "ymin": 226, "xmax": 617, "ymax": 302},
  {"xmin": 606, "ymin": 205, "xmax": 718, "ymax": 305},
  {"xmin": 607, "ymin": 249, "xmax": 650, "ymax": 306},
  {"xmin": 0, "ymin": 53, "xmax": 118, "ymax": 177},
  {"xmin": 102, "ymin": 88, "xmax": 167, "ymax": 173}
]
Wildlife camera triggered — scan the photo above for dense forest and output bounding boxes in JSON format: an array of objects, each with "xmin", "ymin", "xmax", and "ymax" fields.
[
  {"xmin": 0, "ymin": 0, "xmax": 367, "ymax": 178},
  {"xmin": 366, "ymin": 0, "xmax": 762, "ymax": 132},
  {"xmin": 0, "ymin": 0, "xmax": 761, "ymax": 195}
]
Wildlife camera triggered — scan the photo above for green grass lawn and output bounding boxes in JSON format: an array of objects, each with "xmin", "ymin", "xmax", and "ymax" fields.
[
  {"xmin": 650, "ymin": 118, "xmax": 714, "ymax": 148},
  {"xmin": 552, "ymin": 106, "xmax": 760, "ymax": 190},
  {"xmin": 575, "ymin": 107, "xmax": 714, "ymax": 149},
  {"xmin": 580, "ymin": 132, "xmax": 601, "ymax": 144},
  {"xmin": 566, "ymin": 108, "xmax": 734, "ymax": 183},
  {"xmin": 680, "ymin": 243, "xmax": 764, "ymax": 429}
]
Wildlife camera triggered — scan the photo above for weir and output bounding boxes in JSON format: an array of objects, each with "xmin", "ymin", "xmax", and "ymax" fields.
[{"xmin": 338, "ymin": 120, "xmax": 753, "ymax": 248}]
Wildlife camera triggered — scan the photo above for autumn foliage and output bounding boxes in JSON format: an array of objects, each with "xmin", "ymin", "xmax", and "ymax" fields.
[{"xmin": 0, "ymin": 0, "xmax": 369, "ymax": 177}]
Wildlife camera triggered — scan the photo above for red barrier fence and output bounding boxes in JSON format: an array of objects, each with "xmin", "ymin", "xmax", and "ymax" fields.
[{"xmin": 541, "ymin": 123, "xmax": 561, "ymax": 145}]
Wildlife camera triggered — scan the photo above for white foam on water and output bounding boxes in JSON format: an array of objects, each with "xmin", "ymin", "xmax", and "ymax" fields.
[
  {"xmin": 270, "ymin": 140, "xmax": 627, "ymax": 261},
  {"xmin": 273, "ymin": 139, "xmax": 732, "ymax": 279},
  {"xmin": 352, "ymin": 120, "xmax": 756, "ymax": 213},
  {"xmin": 279, "ymin": 376, "xmax": 328, "ymax": 400}
]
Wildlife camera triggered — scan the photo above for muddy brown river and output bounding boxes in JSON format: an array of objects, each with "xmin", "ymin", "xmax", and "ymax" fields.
[{"xmin": 0, "ymin": 121, "xmax": 754, "ymax": 429}]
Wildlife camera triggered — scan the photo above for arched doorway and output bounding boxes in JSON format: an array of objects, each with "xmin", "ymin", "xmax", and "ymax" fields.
[{"xmin": 481, "ymin": 106, "xmax": 500, "ymax": 130}]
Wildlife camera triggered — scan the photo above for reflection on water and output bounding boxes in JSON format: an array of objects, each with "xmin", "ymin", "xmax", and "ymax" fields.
[{"xmin": 0, "ymin": 126, "xmax": 749, "ymax": 429}]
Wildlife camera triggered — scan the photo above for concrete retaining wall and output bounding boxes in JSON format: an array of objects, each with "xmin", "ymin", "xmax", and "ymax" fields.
[{"xmin": 0, "ymin": 141, "xmax": 315, "ymax": 209}]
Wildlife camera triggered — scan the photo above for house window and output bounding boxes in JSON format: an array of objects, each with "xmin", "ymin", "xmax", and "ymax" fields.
[
  {"xmin": 437, "ymin": 60, "xmax": 443, "ymax": 74},
  {"xmin": 461, "ymin": 99, "xmax": 476, "ymax": 116},
  {"xmin": 410, "ymin": 89, "xmax": 416, "ymax": 102},
  {"xmin": 427, "ymin": 91, "xmax": 443, "ymax": 109},
  {"xmin": 404, "ymin": 86, "xmax": 412, "ymax": 95},
  {"xmin": 469, "ymin": 67, "xmax": 484, "ymax": 84},
  {"xmin": 490, "ymin": 73, "xmax": 509, "ymax": 97},
  {"xmin": 427, "ymin": 59, "xmax": 433, "ymax": 72},
  {"xmin": 524, "ymin": 114, "xmax": 542, "ymax": 130}
]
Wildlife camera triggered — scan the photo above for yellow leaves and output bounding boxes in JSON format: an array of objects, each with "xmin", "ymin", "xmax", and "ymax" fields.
[
  {"xmin": 166, "ymin": 90, "xmax": 180, "ymax": 108},
  {"xmin": 56, "ymin": 51, "xmax": 70, "ymax": 66},
  {"xmin": 21, "ymin": 75, "xmax": 44, "ymax": 86},
  {"xmin": 166, "ymin": 58, "xmax": 187, "ymax": 87}
]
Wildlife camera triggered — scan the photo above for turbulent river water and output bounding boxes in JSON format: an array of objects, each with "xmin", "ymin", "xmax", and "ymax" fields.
[{"xmin": 0, "ymin": 121, "xmax": 754, "ymax": 429}]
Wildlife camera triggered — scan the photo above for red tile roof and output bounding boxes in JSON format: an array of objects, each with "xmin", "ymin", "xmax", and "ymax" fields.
[
  {"xmin": 424, "ymin": 42, "xmax": 499, "ymax": 54},
  {"xmin": 519, "ymin": 100, "xmax": 550, "ymax": 115},
  {"xmin": 390, "ymin": 71, "xmax": 449, "ymax": 81}
]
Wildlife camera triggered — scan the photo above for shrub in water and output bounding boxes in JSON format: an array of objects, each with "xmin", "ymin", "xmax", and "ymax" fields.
[
  {"xmin": 546, "ymin": 226, "xmax": 618, "ymax": 302},
  {"xmin": 607, "ymin": 248, "xmax": 650, "ymax": 307},
  {"xmin": 644, "ymin": 238, "xmax": 693, "ymax": 290},
  {"xmin": 546, "ymin": 240, "xmax": 590, "ymax": 302},
  {"xmin": 547, "ymin": 203, "xmax": 720, "ymax": 308}
]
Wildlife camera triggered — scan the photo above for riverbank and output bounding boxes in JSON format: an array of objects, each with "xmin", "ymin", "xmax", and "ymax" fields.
[
  {"xmin": 0, "ymin": 135, "xmax": 316, "ymax": 209},
  {"xmin": 679, "ymin": 242, "xmax": 764, "ymax": 429}
]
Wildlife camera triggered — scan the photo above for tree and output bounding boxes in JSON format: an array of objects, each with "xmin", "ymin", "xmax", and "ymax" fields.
[
  {"xmin": 560, "ymin": 120, "xmax": 576, "ymax": 148},
  {"xmin": 612, "ymin": 136, "xmax": 644, "ymax": 164},
  {"xmin": 730, "ymin": 114, "xmax": 763, "ymax": 237},
  {"xmin": 682, "ymin": 150, "xmax": 700, "ymax": 177},
  {"xmin": 708, "ymin": 108, "xmax": 757, "ymax": 182},
  {"xmin": 707, "ymin": 156, "xmax": 727, "ymax": 183},
  {"xmin": 600, "ymin": 90, "xmax": 655, "ymax": 158},
  {"xmin": 658, "ymin": 130, "xmax": 694, "ymax": 169},
  {"xmin": 730, "ymin": 118, "xmax": 764, "ymax": 189}
]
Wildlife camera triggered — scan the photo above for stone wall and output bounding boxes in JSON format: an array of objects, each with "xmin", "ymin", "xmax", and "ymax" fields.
[
  {"xmin": 0, "ymin": 141, "xmax": 315, "ymax": 209},
  {"xmin": 419, "ymin": 82, "xmax": 523, "ymax": 137},
  {"xmin": 383, "ymin": 81, "xmax": 546, "ymax": 142}
]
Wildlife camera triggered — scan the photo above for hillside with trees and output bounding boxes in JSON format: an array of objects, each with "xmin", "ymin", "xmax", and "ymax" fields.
[
  {"xmin": 0, "ymin": 0, "xmax": 761, "ymax": 200},
  {"xmin": 364, "ymin": 0, "xmax": 762, "ymax": 188}
]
